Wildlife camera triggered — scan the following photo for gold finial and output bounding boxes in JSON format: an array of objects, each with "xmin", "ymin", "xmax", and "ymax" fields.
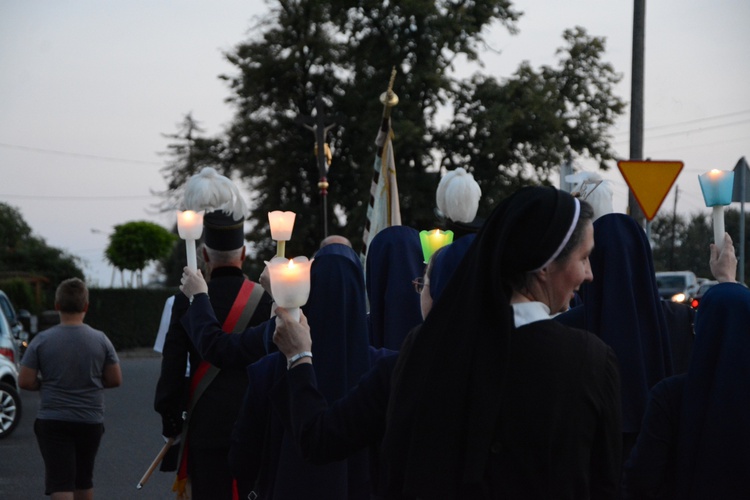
[{"xmin": 380, "ymin": 67, "xmax": 399, "ymax": 117}]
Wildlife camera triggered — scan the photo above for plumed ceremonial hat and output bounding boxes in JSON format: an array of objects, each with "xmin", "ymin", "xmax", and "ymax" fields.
[
  {"xmin": 435, "ymin": 167, "xmax": 482, "ymax": 224},
  {"xmin": 182, "ymin": 167, "xmax": 249, "ymax": 251},
  {"xmin": 565, "ymin": 170, "xmax": 613, "ymax": 222}
]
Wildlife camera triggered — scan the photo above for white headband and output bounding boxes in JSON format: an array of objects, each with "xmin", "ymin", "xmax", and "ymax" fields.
[{"xmin": 532, "ymin": 198, "xmax": 581, "ymax": 272}]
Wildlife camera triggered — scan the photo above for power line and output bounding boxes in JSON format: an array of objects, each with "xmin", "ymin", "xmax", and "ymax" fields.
[
  {"xmin": 0, "ymin": 193, "xmax": 155, "ymax": 201},
  {"xmin": 0, "ymin": 142, "xmax": 163, "ymax": 166},
  {"xmin": 613, "ymin": 109, "xmax": 750, "ymax": 136}
]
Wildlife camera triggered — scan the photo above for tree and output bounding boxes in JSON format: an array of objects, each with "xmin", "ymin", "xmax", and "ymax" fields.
[
  {"xmin": 0, "ymin": 202, "xmax": 84, "ymax": 308},
  {"xmin": 438, "ymin": 28, "xmax": 625, "ymax": 212},
  {"xmin": 105, "ymin": 221, "xmax": 177, "ymax": 287},
  {"xmin": 158, "ymin": 1, "xmax": 625, "ymax": 279},
  {"xmin": 155, "ymin": 113, "xmax": 231, "ymax": 213}
]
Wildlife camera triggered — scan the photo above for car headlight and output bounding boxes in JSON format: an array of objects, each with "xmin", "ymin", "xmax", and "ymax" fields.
[{"xmin": 671, "ymin": 293, "xmax": 687, "ymax": 303}]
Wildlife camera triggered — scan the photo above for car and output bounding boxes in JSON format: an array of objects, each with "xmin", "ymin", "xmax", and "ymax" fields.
[
  {"xmin": 690, "ymin": 280, "xmax": 719, "ymax": 309},
  {"xmin": 0, "ymin": 290, "xmax": 30, "ymax": 358},
  {"xmin": 655, "ymin": 271, "xmax": 699, "ymax": 304},
  {"xmin": 0, "ymin": 311, "xmax": 22, "ymax": 439}
]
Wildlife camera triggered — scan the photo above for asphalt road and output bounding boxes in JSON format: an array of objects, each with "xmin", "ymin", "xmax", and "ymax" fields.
[{"xmin": 0, "ymin": 353, "xmax": 180, "ymax": 499}]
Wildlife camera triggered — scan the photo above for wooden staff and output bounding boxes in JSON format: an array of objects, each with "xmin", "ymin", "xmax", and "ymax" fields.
[{"xmin": 136, "ymin": 438, "xmax": 175, "ymax": 490}]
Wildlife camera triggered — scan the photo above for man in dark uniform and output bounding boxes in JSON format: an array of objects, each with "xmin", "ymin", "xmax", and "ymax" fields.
[{"xmin": 154, "ymin": 209, "xmax": 273, "ymax": 500}]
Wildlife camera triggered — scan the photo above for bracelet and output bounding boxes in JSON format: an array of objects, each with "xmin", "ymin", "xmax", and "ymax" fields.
[{"xmin": 287, "ymin": 351, "xmax": 313, "ymax": 370}]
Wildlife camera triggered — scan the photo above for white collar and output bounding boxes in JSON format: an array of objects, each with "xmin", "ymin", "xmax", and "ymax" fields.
[{"xmin": 512, "ymin": 301, "xmax": 551, "ymax": 328}]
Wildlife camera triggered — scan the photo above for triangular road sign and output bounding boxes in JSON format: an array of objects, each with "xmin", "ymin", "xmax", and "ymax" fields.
[{"xmin": 617, "ymin": 160, "xmax": 684, "ymax": 221}]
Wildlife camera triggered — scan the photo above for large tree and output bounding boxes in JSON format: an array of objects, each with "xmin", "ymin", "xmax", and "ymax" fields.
[{"xmin": 159, "ymin": 1, "xmax": 626, "ymax": 279}]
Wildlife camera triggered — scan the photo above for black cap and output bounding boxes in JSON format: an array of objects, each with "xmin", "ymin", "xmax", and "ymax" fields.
[{"xmin": 203, "ymin": 210, "xmax": 245, "ymax": 251}]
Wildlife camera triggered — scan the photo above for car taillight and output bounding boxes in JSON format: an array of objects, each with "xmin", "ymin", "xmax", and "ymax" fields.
[
  {"xmin": 691, "ymin": 298, "xmax": 699, "ymax": 308},
  {"xmin": 0, "ymin": 347, "xmax": 14, "ymax": 363}
]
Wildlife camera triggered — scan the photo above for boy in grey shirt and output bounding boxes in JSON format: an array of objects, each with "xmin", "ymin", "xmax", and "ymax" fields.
[{"xmin": 20, "ymin": 278, "xmax": 121, "ymax": 500}]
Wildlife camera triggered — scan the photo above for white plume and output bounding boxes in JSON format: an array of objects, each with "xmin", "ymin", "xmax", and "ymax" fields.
[
  {"xmin": 182, "ymin": 167, "xmax": 248, "ymax": 221},
  {"xmin": 565, "ymin": 170, "xmax": 614, "ymax": 222},
  {"xmin": 435, "ymin": 167, "xmax": 482, "ymax": 223}
]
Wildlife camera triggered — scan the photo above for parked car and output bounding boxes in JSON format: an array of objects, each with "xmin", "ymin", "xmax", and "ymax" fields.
[
  {"xmin": 0, "ymin": 290, "xmax": 30, "ymax": 358},
  {"xmin": 655, "ymin": 271, "xmax": 700, "ymax": 304},
  {"xmin": 0, "ymin": 311, "xmax": 22, "ymax": 439}
]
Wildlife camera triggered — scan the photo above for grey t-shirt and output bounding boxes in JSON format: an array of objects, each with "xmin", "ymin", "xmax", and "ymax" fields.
[{"xmin": 21, "ymin": 323, "xmax": 119, "ymax": 423}]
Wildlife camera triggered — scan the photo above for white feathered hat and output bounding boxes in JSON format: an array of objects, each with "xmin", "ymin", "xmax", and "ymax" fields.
[
  {"xmin": 182, "ymin": 167, "xmax": 249, "ymax": 250},
  {"xmin": 565, "ymin": 170, "xmax": 614, "ymax": 222},
  {"xmin": 182, "ymin": 167, "xmax": 248, "ymax": 220},
  {"xmin": 435, "ymin": 167, "xmax": 482, "ymax": 223}
]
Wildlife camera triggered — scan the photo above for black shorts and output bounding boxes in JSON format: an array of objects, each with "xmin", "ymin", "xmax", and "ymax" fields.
[{"xmin": 34, "ymin": 419, "xmax": 104, "ymax": 495}]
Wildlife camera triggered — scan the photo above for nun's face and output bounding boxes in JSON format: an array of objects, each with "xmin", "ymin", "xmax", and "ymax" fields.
[{"xmin": 544, "ymin": 221, "xmax": 595, "ymax": 313}]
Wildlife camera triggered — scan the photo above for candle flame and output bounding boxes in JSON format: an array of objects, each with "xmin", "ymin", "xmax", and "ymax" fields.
[{"xmin": 287, "ymin": 259, "xmax": 296, "ymax": 269}]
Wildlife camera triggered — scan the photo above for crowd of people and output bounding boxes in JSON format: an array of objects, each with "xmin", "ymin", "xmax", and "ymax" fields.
[{"xmin": 17, "ymin": 167, "xmax": 749, "ymax": 499}]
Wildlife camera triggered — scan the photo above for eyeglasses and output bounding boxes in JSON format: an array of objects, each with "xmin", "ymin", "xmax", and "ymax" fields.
[{"xmin": 412, "ymin": 277, "xmax": 428, "ymax": 294}]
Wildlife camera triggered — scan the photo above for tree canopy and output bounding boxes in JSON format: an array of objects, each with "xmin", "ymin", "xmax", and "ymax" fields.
[
  {"xmin": 105, "ymin": 221, "xmax": 176, "ymax": 287},
  {"xmin": 158, "ymin": 1, "xmax": 625, "ymax": 278}
]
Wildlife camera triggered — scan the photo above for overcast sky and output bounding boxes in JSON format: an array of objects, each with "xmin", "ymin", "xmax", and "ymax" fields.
[{"xmin": 1, "ymin": 0, "xmax": 749, "ymax": 287}]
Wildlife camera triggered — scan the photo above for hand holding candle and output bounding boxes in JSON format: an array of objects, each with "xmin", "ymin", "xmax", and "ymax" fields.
[
  {"xmin": 265, "ymin": 256, "xmax": 313, "ymax": 322},
  {"xmin": 698, "ymin": 169, "xmax": 734, "ymax": 250},
  {"xmin": 176, "ymin": 210, "xmax": 204, "ymax": 271},
  {"xmin": 419, "ymin": 229, "xmax": 454, "ymax": 263},
  {"xmin": 268, "ymin": 211, "xmax": 296, "ymax": 257}
]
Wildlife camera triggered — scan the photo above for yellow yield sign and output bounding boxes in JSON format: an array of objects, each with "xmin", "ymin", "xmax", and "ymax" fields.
[{"xmin": 617, "ymin": 160, "xmax": 684, "ymax": 221}]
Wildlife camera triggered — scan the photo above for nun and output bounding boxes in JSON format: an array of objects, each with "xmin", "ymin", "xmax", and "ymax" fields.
[
  {"xmin": 382, "ymin": 186, "xmax": 622, "ymax": 499},
  {"xmin": 556, "ymin": 213, "xmax": 674, "ymax": 460},
  {"xmin": 623, "ymin": 233, "xmax": 749, "ymax": 499},
  {"xmin": 365, "ymin": 225, "xmax": 424, "ymax": 350}
]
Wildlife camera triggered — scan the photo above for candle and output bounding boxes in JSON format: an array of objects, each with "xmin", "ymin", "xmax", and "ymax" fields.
[
  {"xmin": 419, "ymin": 229, "xmax": 454, "ymax": 263},
  {"xmin": 265, "ymin": 256, "xmax": 313, "ymax": 322},
  {"xmin": 698, "ymin": 169, "xmax": 734, "ymax": 250},
  {"xmin": 176, "ymin": 210, "xmax": 204, "ymax": 271},
  {"xmin": 268, "ymin": 211, "xmax": 296, "ymax": 257}
]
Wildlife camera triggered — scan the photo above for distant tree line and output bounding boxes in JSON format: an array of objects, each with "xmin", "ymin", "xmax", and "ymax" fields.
[{"xmin": 651, "ymin": 207, "xmax": 750, "ymax": 281}]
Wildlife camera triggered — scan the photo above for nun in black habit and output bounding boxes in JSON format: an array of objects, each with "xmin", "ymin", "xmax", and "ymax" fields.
[
  {"xmin": 382, "ymin": 186, "xmax": 622, "ymax": 499},
  {"xmin": 556, "ymin": 213, "xmax": 674, "ymax": 459},
  {"xmin": 623, "ymin": 234, "xmax": 750, "ymax": 499}
]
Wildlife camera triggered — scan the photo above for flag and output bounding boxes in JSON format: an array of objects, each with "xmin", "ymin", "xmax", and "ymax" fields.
[{"xmin": 361, "ymin": 117, "xmax": 401, "ymax": 263}]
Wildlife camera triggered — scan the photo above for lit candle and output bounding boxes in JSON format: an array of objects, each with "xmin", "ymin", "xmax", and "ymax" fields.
[
  {"xmin": 176, "ymin": 210, "xmax": 204, "ymax": 271},
  {"xmin": 268, "ymin": 211, "xmax": 296, "ymax": 257},
  {"xmin": 419, "ymin": 229, "xmax": 454, "ymax": 263},
  {"xmin": 265, "ymin": 256, "xmax": 313, "ymax": 322},
  {"xmin": 698, "ymin": 169, "xmax": 734, "ymax": 250}
]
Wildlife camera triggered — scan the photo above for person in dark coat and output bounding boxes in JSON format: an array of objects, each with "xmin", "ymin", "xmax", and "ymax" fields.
[
  {"xmin": 556, "ymin": 213, "xmax": 673, "ymax": 460},
  {"xmin": 383, "ymin": 186, "xmax": 622, "ymax": 499},
  {"xmin": 365, "ymin": 225, "xmax": 424, "ymax": 350},
  {"xmin": 154, "ymin": 210, "xmax": 272, "ymax": 500},
  {"xmin": 622, "ymin": 233, "xmax": 749, "ymax": 499},
  {"xmin": 181, "ymin": 243, "xmax": 372, "ymax": 500}
]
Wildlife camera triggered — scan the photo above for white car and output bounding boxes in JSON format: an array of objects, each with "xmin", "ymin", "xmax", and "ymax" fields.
[{"xmin": 0, "ymin": 311, "xmax": 22, "ymax": 439}]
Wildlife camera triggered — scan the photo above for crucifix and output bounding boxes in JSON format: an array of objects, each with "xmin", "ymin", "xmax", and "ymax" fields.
[{"xmin": 296, "ymin": 95, "xmax": 337, "ymax": 239}]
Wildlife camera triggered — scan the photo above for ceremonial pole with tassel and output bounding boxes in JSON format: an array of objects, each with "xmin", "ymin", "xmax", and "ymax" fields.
[{"xmin": 361, "ymin": 68, "xmax": 402, "ymax": 264}]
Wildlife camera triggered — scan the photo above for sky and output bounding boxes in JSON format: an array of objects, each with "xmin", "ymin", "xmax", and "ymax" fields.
[{"xmin": 1, "ymin": 0, "xmax": 749, "ymax": 287}]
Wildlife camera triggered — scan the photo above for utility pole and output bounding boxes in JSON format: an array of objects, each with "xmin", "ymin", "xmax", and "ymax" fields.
[
  {"xmin": 670, "ymin": 185, "xmax": 678, "ymax": 270},
  {"xmin": 628, "ymin": 0, "xmax": 646, "ymax": 227}
]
